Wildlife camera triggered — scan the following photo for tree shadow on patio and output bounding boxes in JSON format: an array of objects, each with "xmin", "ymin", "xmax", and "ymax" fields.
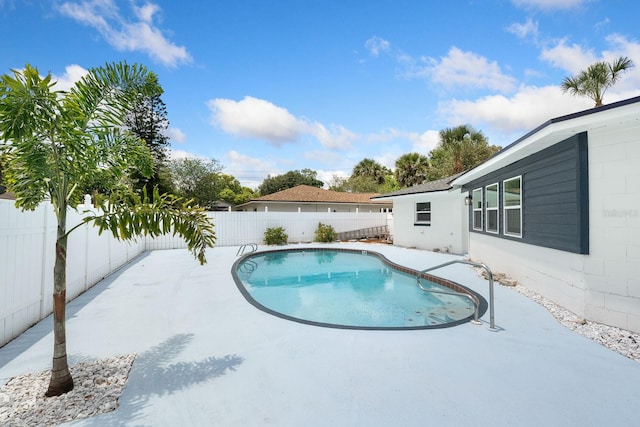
[{"xmin": 79, "ymin": 333, "xmax": 243, "ymax": 426}]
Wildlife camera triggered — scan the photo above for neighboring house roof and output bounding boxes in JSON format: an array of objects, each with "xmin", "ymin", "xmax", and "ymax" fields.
[
  {"xmin": 452, "ymin": 95, "xmax": 640, "ymax": 186},
  {"xmin": 237, "ymin": 185, "xmax": 387, "ymax": 207},
  {"xmin": 372, "ymin": 173, "xmax": 465, "ymax": 199},
  {"xmin": 0, "ymin": 186, "xmax": 15, "ymax": 200}
]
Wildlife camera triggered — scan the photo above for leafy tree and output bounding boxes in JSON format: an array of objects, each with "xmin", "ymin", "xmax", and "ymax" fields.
[
  {"xmin": 561, "ymin": 56, "xmax": 634, "ymax": 107},
  {"xmin": 351, "ymin": 158, "xmax": 390, "ymax": 185},
  {"xmin": 125, "ymin": 92, "xmax": 174, "ymax": 195},
  {"xmin": 169, "ymin": 157, "xmax": 224, "ymax": 209},
  {"xmin": 394, "ymin": 152, "xmax": 430, "ymax": 188},
  {"xmin": 0, "ymin": 62, "xmax": 216, "ymax": 396},
  {"xmin": 258, "ymin": 168, "xmax": 323, "ymax": 196},
  {"xmin": 328, "ymin": 172, "xmax": 397, "ymax": 194},
  {"xmin": 378, "ymin": 173, "xmax": 400, "ymax": 194},
  {"xmin": 428, "ymin": 125, "xmax": 500, "ymax": 180},
  {"xmin": 217, "ymin": 175, "xmax": 257, "ymax": 205}
]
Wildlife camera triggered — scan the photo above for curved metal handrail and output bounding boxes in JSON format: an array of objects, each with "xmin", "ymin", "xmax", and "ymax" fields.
[
  {"xmin": 417, "ymin": 260, "xmax": 496, "ymax": 330},
  {"xmin": 236, "ymin": 243, "xmax": 258, "ymax": 257},
  {"xmin": 417, "ymin": 278, "xmax": 481, "ymax": 325}
]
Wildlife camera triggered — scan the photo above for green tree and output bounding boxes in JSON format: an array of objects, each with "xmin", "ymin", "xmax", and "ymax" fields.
[
  {"xmin": 394, "ymin": 152, "xmax": 430, "ymax": 188},
  {"xmin": 561, "ymin": 56, "xmax": 634, "ymax": 107},
  {"xmin": 217, "ymin": 174, "xmax": 257, "ymax": 205},
  {"xmin": 258, "ymin": 168, "xmax": 323, "ymax": 196},
  {"xmin": 125, "ymin": 92, "xmax": 174, "ymax": 195},
  {"xmin": 169, "ymin": 157, "xmax": 224, "ymax": 209},
  {"xmin": 0, "ymin": 63, "xmax": 216, "ymax": 396},
  {"xmin": 352, "ymin": 158, "xmax": 390, "ymax": 185},
  {"xmin": 428, "ymin": 125, "xmax": 500, "ymax": 180}
]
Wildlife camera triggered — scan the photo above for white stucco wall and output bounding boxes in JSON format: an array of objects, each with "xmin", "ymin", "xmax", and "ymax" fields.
[
  {"xmin": 390, "ymin": 190, "xmax": 468, "ymax": 254},
  {"xmin": 469, "ymin": 121, "xmax": 640, "ymax": 333}
]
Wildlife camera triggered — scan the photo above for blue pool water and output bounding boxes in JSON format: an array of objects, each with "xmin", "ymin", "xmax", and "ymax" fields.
[{"xmin": 233, "ymin": 249, "xmax": 484, "ymax": 329}]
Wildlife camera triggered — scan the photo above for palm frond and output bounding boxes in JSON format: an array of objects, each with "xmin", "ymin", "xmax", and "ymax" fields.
[{"xmin": 88, "ymin": 188, "xmax": 216, "ymax": 264}]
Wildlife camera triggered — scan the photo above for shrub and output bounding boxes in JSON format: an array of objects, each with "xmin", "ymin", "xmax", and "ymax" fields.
[
  {"xmin": 314, "ymin": 222, "xmax": 337, "ymax": 243},
  {"xmin": 264, "ymin": 226, "xmax": 288, "ymax": 245}
]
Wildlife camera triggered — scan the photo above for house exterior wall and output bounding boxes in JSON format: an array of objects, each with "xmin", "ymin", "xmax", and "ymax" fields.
[
  {"xmin": 390, "ymin": 190, "xmax": 468, "ymax": 254},
  {"xmin": 467, "ymin": 122, "xmax": 640, "ymax": 333},
  {"xmin": 583, "ymin": 123, "xmax": 640, "ymax": 332},
  {"xmin": 462, "ymin": 133, "xmax": 589, "ymax": 254}
]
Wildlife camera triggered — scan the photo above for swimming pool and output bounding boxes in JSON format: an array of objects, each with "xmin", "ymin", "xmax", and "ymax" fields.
[{"xmin": 232, "ymin": 248, "xmax": 487, "ymax": 330}]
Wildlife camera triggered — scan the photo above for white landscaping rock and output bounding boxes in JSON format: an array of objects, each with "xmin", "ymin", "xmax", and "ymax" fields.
[{"xmin": 0, "ymin": 354, "xmax": 135, "ymax": 427}]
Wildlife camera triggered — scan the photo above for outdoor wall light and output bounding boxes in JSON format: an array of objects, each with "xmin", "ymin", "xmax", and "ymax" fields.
[{"xmin": 464, "ymin": 195, "xmax": 473, "ymax": 205}]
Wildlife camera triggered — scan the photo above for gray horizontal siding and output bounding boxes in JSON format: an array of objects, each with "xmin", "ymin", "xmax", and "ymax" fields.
[{"xmin": 463, "ymin": 132, "xmax": 589, "ymax": 254}]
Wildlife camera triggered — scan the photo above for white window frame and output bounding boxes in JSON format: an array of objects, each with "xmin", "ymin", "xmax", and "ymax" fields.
[
  {"xmin": 503, "ymin": 176, "xmax": 522, "ymax": 237},
  {"xmin": 485, "ymin": 182, "xmax": 499, "ymax": 234},
  {"xmin": 415, "ymin": 201, "xmax": 431, "ymax": 225},
  {"xmin": 472, "ymin": 188, "xmax": 483, "ymax": 231}
]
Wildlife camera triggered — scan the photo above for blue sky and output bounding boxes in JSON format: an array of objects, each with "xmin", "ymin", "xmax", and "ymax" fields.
[{"xmin": 1, "ymin": 0, "xmax": 639, "ymax": 188}]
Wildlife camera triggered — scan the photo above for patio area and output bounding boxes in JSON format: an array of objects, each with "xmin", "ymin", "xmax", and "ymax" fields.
[{"xmin": 1, "ymin": 243, "xmax": 640, "ymax": 426}]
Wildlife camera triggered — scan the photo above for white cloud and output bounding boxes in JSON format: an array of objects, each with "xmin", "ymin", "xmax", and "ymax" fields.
[
  {"xmin": 540, "ymin": 39, "xmax": 597, "ymax": 73},
  {"xmin": 433, "ymin": 47, "xmax": 517, "ymax": 92},
  {"xmin": 368, "ymin": 128, "xmax": 440, "ymax": 154},
  {"xmin": 541, "ymin": 34, "xmax": 640, "ymax": 93},
  {"xmin": 365, "ymin": 36, "xmax": 390, "ymax": 57},
  {"xmin": 506, "ymin": 18, "xmax": 539, "ymax": 40},
  {"xmin": 57, "ymin": 0, "xmax": 191, "ymax": 67},
  {"xmin": 164, "ymin": 127, "xmax": 186, "ymax": 143},
  {"xmin": 224, "ymin": 150, "xmax": 278, "ymax": 188},
  {"xmin": 208, "ymin": 96, "xmax": 306, "ymax": 145},
  {"xmin": 310, "ymin": 123, "xmax": 358, "ymax": 149},
  {"xmin": 52, "ymin": 64, "xmax": 88, "ymax": 91},
  {"xmin": 511, "ymin": 0, "xmax": 588, "ymax": 10},
  {"xmin": 168, "ymin": 149, "xmax": 199, "ymax": 160},
  {"xmin": 208, "ymin": 96, "xmax": 358, "ymax": 149},
  {"xmin": 602, "ymin": 34, "xmax": 640, "ymax": 90},
  {"xmin": 407, "ymin": 130, "xmax": 441, "ymax": 153},
  {"xmin": 401, "ymin": 47, "xmax": 517, "ymax": 93},
  {"xmin": 438, "ymin": 84, "xmax": 592, "ymax": 134}
]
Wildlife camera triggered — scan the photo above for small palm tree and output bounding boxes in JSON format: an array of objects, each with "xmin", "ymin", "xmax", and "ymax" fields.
[
  {"xmin": 394, "ymin": 152, "xmax": 429, "ymax": 188},
  {"xmin": 0, "ymin": 63, "xmax": 216, "ymax": 396},
  {"xmin": 561, "ymin": 56, "xmax": 634, "ymax": 107}
]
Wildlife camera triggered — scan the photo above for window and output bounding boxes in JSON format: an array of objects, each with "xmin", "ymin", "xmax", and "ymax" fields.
[
  {"xmin": 485, "ymin": 183, "xmax": 498, "ymax": 234},
  {"xmin": 472, "ymin": 188, "xmax": 483, "ymax": 231},
  {"xmin": 503, "ymin": 176, "xmax": 522, "ymax": 237},
  {"xmin": 415, "ymin": 202, "xmax": 431, "ymax": 225}
]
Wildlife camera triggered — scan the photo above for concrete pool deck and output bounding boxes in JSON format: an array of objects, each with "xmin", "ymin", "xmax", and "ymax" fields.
[{"xmin": 1, "ymin": 243, "xmax": 640, "ymax": 426}]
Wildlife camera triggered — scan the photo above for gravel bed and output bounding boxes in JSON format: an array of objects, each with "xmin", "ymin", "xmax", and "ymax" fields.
[
  {"xmin": 0, "ymin": 354, "xmax": 135, "ymax": 426},
  {"xmin": 473, "ymin": 266, "xmax": 640, "ymax": 363},
  {"xmin": 512, "ymin": 284, "xmax": 640, "ymax": 362}
]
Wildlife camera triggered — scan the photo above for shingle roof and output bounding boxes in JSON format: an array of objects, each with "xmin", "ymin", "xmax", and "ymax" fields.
[
  {"xmin": 372, "ymin": 173, "xmax": 464, "ymax": 199},
  {"xmin": 250, "ymin": 185, "xmax": 386, "ymax": 204}
]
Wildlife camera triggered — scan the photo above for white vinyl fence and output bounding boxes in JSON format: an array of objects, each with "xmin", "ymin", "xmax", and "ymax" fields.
[
  {"xmin": 1, "ymin": 199, "xmax": 391, "ymax": 346},
  {"xmin": 147, "ymin": 211, "xmax": 392, "ymax": 249}
]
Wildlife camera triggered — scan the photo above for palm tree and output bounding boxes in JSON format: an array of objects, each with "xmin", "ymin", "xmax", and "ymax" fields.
[
  {"xmin": 394, "ymin": 152, "xmax": 429, "ymax": 188},
  {"xmin": 561, "ymin": 56, "xmax": 634, "ymax": 107},
  {"xmin": 352, "ymin": 158, "xmax": 390, "ymax": 185},
  {"xmin": 428, "ymin": 125, "xmax": 499, "ymax": 180},
  {"xmin": 0, "ymin": 63, "xmax": 216, "ymax": 396}
]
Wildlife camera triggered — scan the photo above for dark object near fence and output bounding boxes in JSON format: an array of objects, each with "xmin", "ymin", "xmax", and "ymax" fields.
[{"xmin": 337, "ymin": 225, "xmax": 390, "ymax": 242}]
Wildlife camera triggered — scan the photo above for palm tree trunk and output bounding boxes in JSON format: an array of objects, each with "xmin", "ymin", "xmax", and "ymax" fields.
[{"xmin": 45, "ymin": 206, "xmax": 74, "ymax": 397}]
